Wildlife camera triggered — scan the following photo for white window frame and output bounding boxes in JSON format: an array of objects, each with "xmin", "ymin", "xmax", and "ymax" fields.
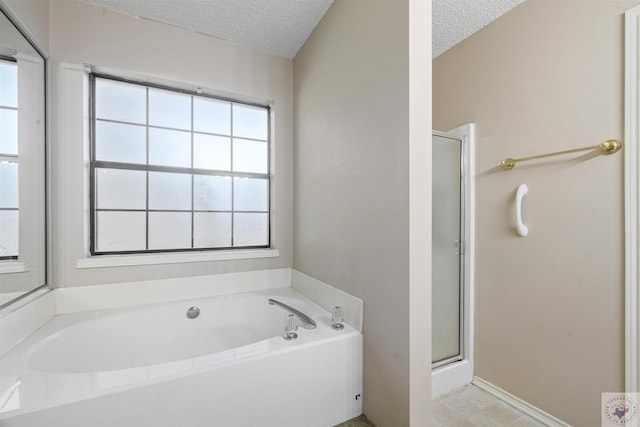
[{"xmin": 88, "ymin": 73, "xmax": 272, "ymax": 257}]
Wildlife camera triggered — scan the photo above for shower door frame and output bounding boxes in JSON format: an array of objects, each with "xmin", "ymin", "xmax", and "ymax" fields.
[{"xmin": 431, "ymin": 124, "xmax": 475, "ymax": 398}]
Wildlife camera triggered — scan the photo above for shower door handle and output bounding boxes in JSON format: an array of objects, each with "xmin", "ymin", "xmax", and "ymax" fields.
[{"xmin": 515, "ymin": 184, "xmax": 528, "ymax": 237}]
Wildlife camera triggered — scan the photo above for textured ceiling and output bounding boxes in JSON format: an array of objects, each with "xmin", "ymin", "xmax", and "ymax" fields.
[
  {"xmin": 80, "ymin": 0, "xmax": 334, "ymax": 59},
  {"xmin": 433, "ymin": 0, "xmax": 526, "ymax": 58},
  {"xmin": 80, "ymin": 0, "xmax": 525, "ymax": 60}
]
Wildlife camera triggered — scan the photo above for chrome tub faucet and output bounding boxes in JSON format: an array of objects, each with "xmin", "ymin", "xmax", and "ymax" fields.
[{"xmin": 268, "ymin": 298, "xmax": 317, "ymax": 330}]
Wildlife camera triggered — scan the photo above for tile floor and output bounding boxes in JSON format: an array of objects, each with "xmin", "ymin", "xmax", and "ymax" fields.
[
  {"xmin": 336, "ymin": 385, "xmax": 548, "ymax": 427},
  {"xmin": 334, "ymin": 414, "xmax": 376, "ymax": 427},
  {"xmin": 432, "ymin": 385, "xmax": 547, "ymax": 427}
]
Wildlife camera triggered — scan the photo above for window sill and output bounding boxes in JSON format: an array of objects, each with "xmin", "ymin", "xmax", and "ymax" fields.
[
  {"xmin": 76, "ymin": 249, "xmax": 280, "ymax": 269},
  {"xmin": 0, "ymin": 261, "xmax": 27, "ymax": 274}
]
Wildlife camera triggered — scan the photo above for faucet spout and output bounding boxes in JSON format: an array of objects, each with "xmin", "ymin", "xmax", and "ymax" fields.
[{"xmin": 268, "ymin": 298, "xmax": 317, "ymax": 330}]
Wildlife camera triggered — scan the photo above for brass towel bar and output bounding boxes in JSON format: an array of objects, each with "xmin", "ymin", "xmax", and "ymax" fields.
[{"xmin": 500, "ymin": 139, "xmax": 623, "ymax": 170}]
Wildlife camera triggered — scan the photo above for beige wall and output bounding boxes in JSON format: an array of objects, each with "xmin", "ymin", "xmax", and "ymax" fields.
[
  {"xmin": 433, "ymin": 0, "xmax": 639, "ymax": 425},
  {"xmin": 49, "ymin": 0, "xmax": 293, "ymax": 287},
  {"xmin": 1, "ymin": 0, "xmax": 50, "ymax": 54},
  {"xmin": 293, "ymin": 0, "xmax": 415, "ymax": 425},
  {"xmin": 12, "ymin": 1, "xmax": 434, "ymax": 424}
]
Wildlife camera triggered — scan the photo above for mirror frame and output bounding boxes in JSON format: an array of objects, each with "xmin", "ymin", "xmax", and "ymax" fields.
[{"xmin": 0, "ymin": 2, "xmax": 48, "ymax": 311}]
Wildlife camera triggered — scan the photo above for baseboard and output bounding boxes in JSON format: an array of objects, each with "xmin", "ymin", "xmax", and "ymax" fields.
[{"xmin": 472, "ymin": 377, "xmax": 571, "ymax": 427}]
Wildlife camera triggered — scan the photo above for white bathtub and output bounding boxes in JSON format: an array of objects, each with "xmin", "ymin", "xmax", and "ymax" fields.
[{"xmin": 0, "ymin": 288, "xmax": 362, "ymax": 426}]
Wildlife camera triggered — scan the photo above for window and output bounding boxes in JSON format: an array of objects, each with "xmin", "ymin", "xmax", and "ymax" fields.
[
  {"xmin": 90, "ymin": 75, "xmax": 270, "ymax": 255},
  {"xmin": 0, "ymin": 58, "xmax": 19, "ymax": 260}
]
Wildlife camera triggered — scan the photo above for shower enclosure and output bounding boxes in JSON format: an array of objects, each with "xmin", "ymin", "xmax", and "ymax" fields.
[{"xmin": 432, "ymin": 125, "xmax": 474, "ymax": 397}]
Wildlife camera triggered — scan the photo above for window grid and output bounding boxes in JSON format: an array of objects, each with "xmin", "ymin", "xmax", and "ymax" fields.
[
  {"xmin": 90, "ymin": 74, "xmax": 271, "ymax": 255},
  {"xmin": 145, "ymin": 86, "xmax": 150, "ymax": 250},
  {"xmin": 190, "ymin": 95, "xmax": 195, "ymax": 249},
  {"xmin": 0, "ymin": 58, "xmax": 18, "ymax": 260},
  {"xmin": 230, "ymin": 103, "xmax": 235, "ymax": 247}
]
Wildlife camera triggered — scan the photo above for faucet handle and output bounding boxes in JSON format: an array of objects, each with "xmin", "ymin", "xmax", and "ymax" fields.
[
  {"xmin": 331, "ymin": 306, "xmax": 345, "ymax": 330},
  {"xmin": 284, "ymin": 313, "xmax": 298, "ymax": 340}
]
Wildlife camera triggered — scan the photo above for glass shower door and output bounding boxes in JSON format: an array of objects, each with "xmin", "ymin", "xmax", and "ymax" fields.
[{"xmin": 432, "ymin": 133, "xmax": 463, "ymax": 366}]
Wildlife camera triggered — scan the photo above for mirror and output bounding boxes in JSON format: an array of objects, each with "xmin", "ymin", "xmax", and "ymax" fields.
[{"xmin": 0, "ymin": 5, "xmax": 47, "ymax": 308}]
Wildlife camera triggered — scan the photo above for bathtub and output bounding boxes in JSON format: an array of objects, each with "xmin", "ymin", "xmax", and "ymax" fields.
[{"xmin": 0, "ymin": 288, "xmax": 362, "ymax": 426}]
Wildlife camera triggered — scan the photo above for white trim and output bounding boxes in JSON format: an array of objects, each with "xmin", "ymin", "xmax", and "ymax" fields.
[
  {"xmin": 626, "ymin": 5, "xmax": 640, "ymax": 399},
  {"xmin": 0, "ymin": 262, "xmax": 26, "ymax": 274},
  {"xmin": 472, "ymin": 377, "xmax": 571, "ymax": 427},
  {"xmin": 76, "ymin": 248, "xmax": 280, "ymax": 269},
  {"xmin": 60, "ymin": 62, "xmax": 281, "ymax": 274},
  {"xmin": 409, "ymin": 2, "xmax": 432, "ymax": 422}
]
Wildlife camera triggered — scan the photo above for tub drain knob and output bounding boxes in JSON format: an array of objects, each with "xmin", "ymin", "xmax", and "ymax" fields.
[{"xmin": 186, "ymin": 306, "xmax": 200, "ymax": 319}]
